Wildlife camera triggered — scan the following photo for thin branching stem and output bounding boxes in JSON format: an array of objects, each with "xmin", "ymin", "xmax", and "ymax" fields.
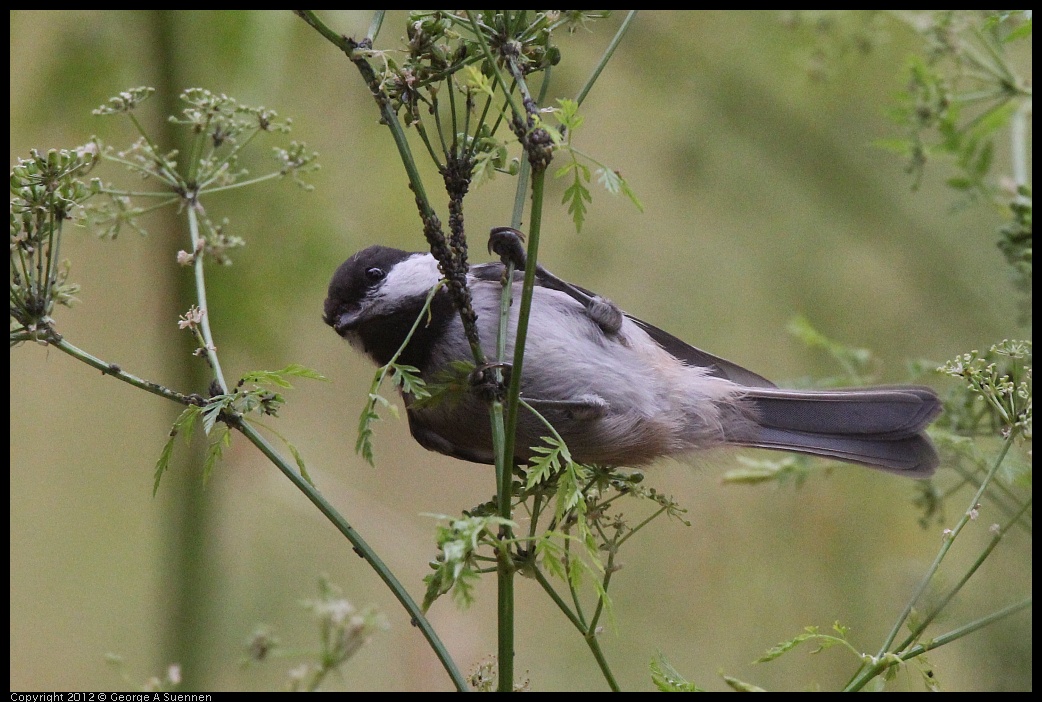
[
  {"xmin": 186, "ymin": 203, "xmax": 229, "ymax": 393},
  {"xmin": 531, "ymin": 566, "xmax": 585, "ymax": 630},
  {"xmin": 97, "ymin": 188, "xmax": 179, "ymax": 198},
  {"xmin": 42, "ymin": 207, "xmax": 60, "ymax": 309},
  {"xmin": 412, "ymin": 120, "xmax": 446, "ymax": 172},
  {"xmin": 895, "ymin": 496, "xmax": 1033, "ymax": 653},
  {"xmin": 574, "ymin": 11, "xmax": 638, "ymax": 106},
  {"xmin": 464, "ymin": 11, "xmax": 525, "ymax": 121},
  {"xmin": 616, "ymin": 505, "xmax": 669, "ymax": 549},
  {"xmin": 235, "ymin": 420, "xmax": 470, "ymax": 692},
  {"xmin": 199, "ymin": 127, "xmax": 263, "ymax": 187},
  {"xmin": 881, "ymin": 431, "xmax": 1015, "ymax": 652},
  {"xmin": 20, "ymin": 306, "xmax": 470, "ymax": 692},
  {"xmin": 126, "ymin": 112, "xmax": 181, "ymax": 185},
  {"xmin": 43, "ymin": 334, "xmax": 201, "ymax": 405},
  {"xmin": 365, "ymin": 10, "xmax": 385, "ymax": 43},
  {"xmin": 100, "ymin": 155, "xmax": 176, "ymax": 185},
  {"xmin": 199, "ymin": 172, "xmax": 285, "ymax": 195},
  {"xmin": 431, "ymin": 94, "xmax": 452, "ymax": 160},
  {"xmin": 447, "ymin": 75, "xmax": 460, "ymax": 156},
  {"xmin": 845, "ymin": 597, "xmax": 1032, "ymax": 692},
  {"xmin": 500, "ymin": 170, "xmax": 546, "ymax": 486}
]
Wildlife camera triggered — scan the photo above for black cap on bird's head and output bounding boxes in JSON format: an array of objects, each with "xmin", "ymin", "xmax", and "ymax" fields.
[
  {"xmin": 323, "ymin": 245, "xmax": 451, "ymax": 369},
  {"xmin": 323, "ymin": 245, "xmax": 413, "ymax": 336}
]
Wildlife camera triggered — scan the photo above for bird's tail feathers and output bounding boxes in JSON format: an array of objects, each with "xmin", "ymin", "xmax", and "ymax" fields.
[{"xmin": 728, "ymin": 385, "xmax": 942, "ymax": 477}]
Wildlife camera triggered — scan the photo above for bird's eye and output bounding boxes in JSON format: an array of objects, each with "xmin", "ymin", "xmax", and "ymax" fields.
[{"xmin": 364, "ymin": 267, "xmax": 385, "ymax": 283}]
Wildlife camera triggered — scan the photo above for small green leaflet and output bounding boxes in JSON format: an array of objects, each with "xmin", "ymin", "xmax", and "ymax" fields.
[
  {"xmin": 650, "ymin": 653, "xmax": 705, "ymax": 692},
  {"xmin": 239, "ymin": 363, "xmax": 327, "ymax": 388},
  {"xmin": 153, "ymin": 405, "xmax": 202, "ymax": 497}
]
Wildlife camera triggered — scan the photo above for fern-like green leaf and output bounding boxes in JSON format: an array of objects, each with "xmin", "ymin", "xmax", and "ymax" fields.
[{"xmin": 650, "ymin": 653, "xmax": 705, "ymax": 692}]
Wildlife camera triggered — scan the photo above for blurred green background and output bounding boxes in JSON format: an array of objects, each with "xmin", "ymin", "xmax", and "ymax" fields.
[{"xmin": 10, "ymin": 10, "xmax": 1031, "ymax": 692}]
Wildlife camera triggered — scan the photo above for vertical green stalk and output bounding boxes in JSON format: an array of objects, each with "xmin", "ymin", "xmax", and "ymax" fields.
[
  {"xmin": 186, "ymin": 204, "xmax": 229, "ymax": 393},
  {"xmin": 495, "ymin": 169, "xmax": 546, "ymax": 692}
]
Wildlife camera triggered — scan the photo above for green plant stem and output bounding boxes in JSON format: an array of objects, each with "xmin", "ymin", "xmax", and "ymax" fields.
[
  {"xmin": 126, "ymin": 111, "xmax": 181, "ymax": 185},
  {"xmin": 198, "ymin": 171, "xmax": 285, "ymax": 195},
  {"xmin": 40, "ymin": 334, "xmax": 198, "ymax": 405},
  {"xmin": 460, "ymin": 11, "xmax": 554, "ymax": 690},
  {"xmin": 365, "ymin": 10, "xmax": 385, "ymax": 42},
  {"xmin": 616, "ymin": 505, "xmax": 669, "ymax": 549},
  {"xmin": 464, "ymin": 11, "xmax": 525, "ymax": 122},
  {"xmin": 584, "ymin": 550, "xmax": 619, "ymax": 688},
  {"xmin": 532, "ymin": 566, "xmax": 585, "ymax": 630},
  {"xmin": 198, "ymin": 127, "xmax": 263, "ymax": 187},
  {"xmin": 30, "ymin": 325, "xmax": 469, "ymax": 689},
  {"xmin": 894, "ymin": 496, "xmax": 1033, "ymax": 654},
  {"xmin": 494, "ymin": 484, "xmax": 515, "ymax": 692},
  {"xmin": 494, "ymin": 171, "xmax": 547, "ymax": 691},
  {"xmin": 500, "ymin": 170, "xmax": 546, "ymax": 496},
  {"xmin": 97, "ymin": 186, "xmax": 179, "ymax": 198},
  {"xmin": 531, "ymin": 557, "xmax": 619, "ymax": 691},
  {"xmin": 235, "ymin": 420, "xmax": 469, "ymax": 691},
  {"xmin": 949, "ymin": 457, "xmax": 1032, "ymax": 532},
  {"xmin": 574, "ymin": 11, "xmax": 638, "ymax": 106},
  {"xmin": 845, "ymin": 597, "xmax": 1032, "ymax": 692},
  {"xmin": 846, "ymin": 431, "xmax": 1018, "ymax": 691},
  {"xmin": 41, "ymin": 209, "xmax": 61, "ymax": 311},
  {"xmin": 186, "ymin": 203, "xmax": 229, "ymax": 393},
  {"xmin": 295, "ymin": 12, "xmax": 442, "ymax": 243},
  {"xmin": 311, "ymin": 9, "xmax": 487, "ymax": 367}
]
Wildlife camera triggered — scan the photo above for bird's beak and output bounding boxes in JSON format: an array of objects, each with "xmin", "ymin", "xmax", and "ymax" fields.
[{"xmin": 332, "ymin": 307, "xmax": 363, "ymax": 336}]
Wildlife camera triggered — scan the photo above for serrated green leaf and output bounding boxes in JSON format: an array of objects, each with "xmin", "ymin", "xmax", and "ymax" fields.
[
  {"xmin": 618, "ymin": 175, "xmax": 644, "ymax": 213},
  {"xmin": 411, "ymin": 360, "xmax": 474, "ymax": 410},
  {"xmin": 566, "ymin": 553, "xmax": 585, "ymax": 591},
  {"xmin": 553, "ymin": 161, "xmax": 578, "ymax": 179},
  {"xmin": 201, "ymin": 398, "xmax": 227, "ymax": 435},
  {"xmin": 596, "ymin": 167, "xmax": 622, "ymax": 194},
  {"xmin": 461, "ymin": 65, "xmax": 496, "ymax": 98},
  {"xmin": 650, "ymin": 654, "xmax": 704, "ymax": 692},
  {"xmin": 392, "ymin": 363, "xmax": 429, "ymax": 399},
  {"xmin": 536, "ymin": 538, "xmax": 568, "ymax": 581},
  {"xmin": 202, "ymin": 425, "xmax": 230, "ymax": 485},
  {"xmin": 356, "ymin": 411, "xmax": 377, "ymax": 466},
  {"xmin": 554, "ymin": 98, "xmax": 584, "ymax": 131},
  {"xmin": 756, "ymin": 629, "xmax": 818, "ymax": 663},
  {"xmin": 153, "ymin": 406, "xmax": 203, "ymax": 497},
  {"xmin": 239, "ymin": 363, "xmax": 328, "ymax": 388},
  {"xmin": 245, "ymin": 371, "xmax": 293, "ymax": 388},
  {"xmin": 153, "ymin": 433, "xmax": 176, "ymax": 498},
  {"xmin": 563, "ymin": 173, "xmax": 593, "ymax": 232},
  {"xmin": 175, "ymin": 405, "xmax": 202, "ymax": 446}
]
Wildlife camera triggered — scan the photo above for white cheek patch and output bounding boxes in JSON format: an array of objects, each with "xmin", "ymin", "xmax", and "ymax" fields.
[{"xmin": 368, "ymin": 253, "xmax": 442, "ymax": 315}]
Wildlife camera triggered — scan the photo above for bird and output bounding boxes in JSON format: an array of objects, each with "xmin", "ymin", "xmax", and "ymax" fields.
[{"xmin": 323, "ymin": 237, "xmax": 942, "ymax": 477}]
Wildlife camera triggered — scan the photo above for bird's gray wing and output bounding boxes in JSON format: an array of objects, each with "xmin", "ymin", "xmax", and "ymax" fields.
[
  {"xmin": 629, "ymin": 317, "xmax": 777, "ymax": 388},
  {"xmin": 471, "ymin": 260, "xmax": 776, "ymax": 388}
]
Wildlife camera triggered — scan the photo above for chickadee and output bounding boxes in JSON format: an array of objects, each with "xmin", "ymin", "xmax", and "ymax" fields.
[{"xmin": 324, "ymin": 241, "xmax": 942, "ymax": 477}]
